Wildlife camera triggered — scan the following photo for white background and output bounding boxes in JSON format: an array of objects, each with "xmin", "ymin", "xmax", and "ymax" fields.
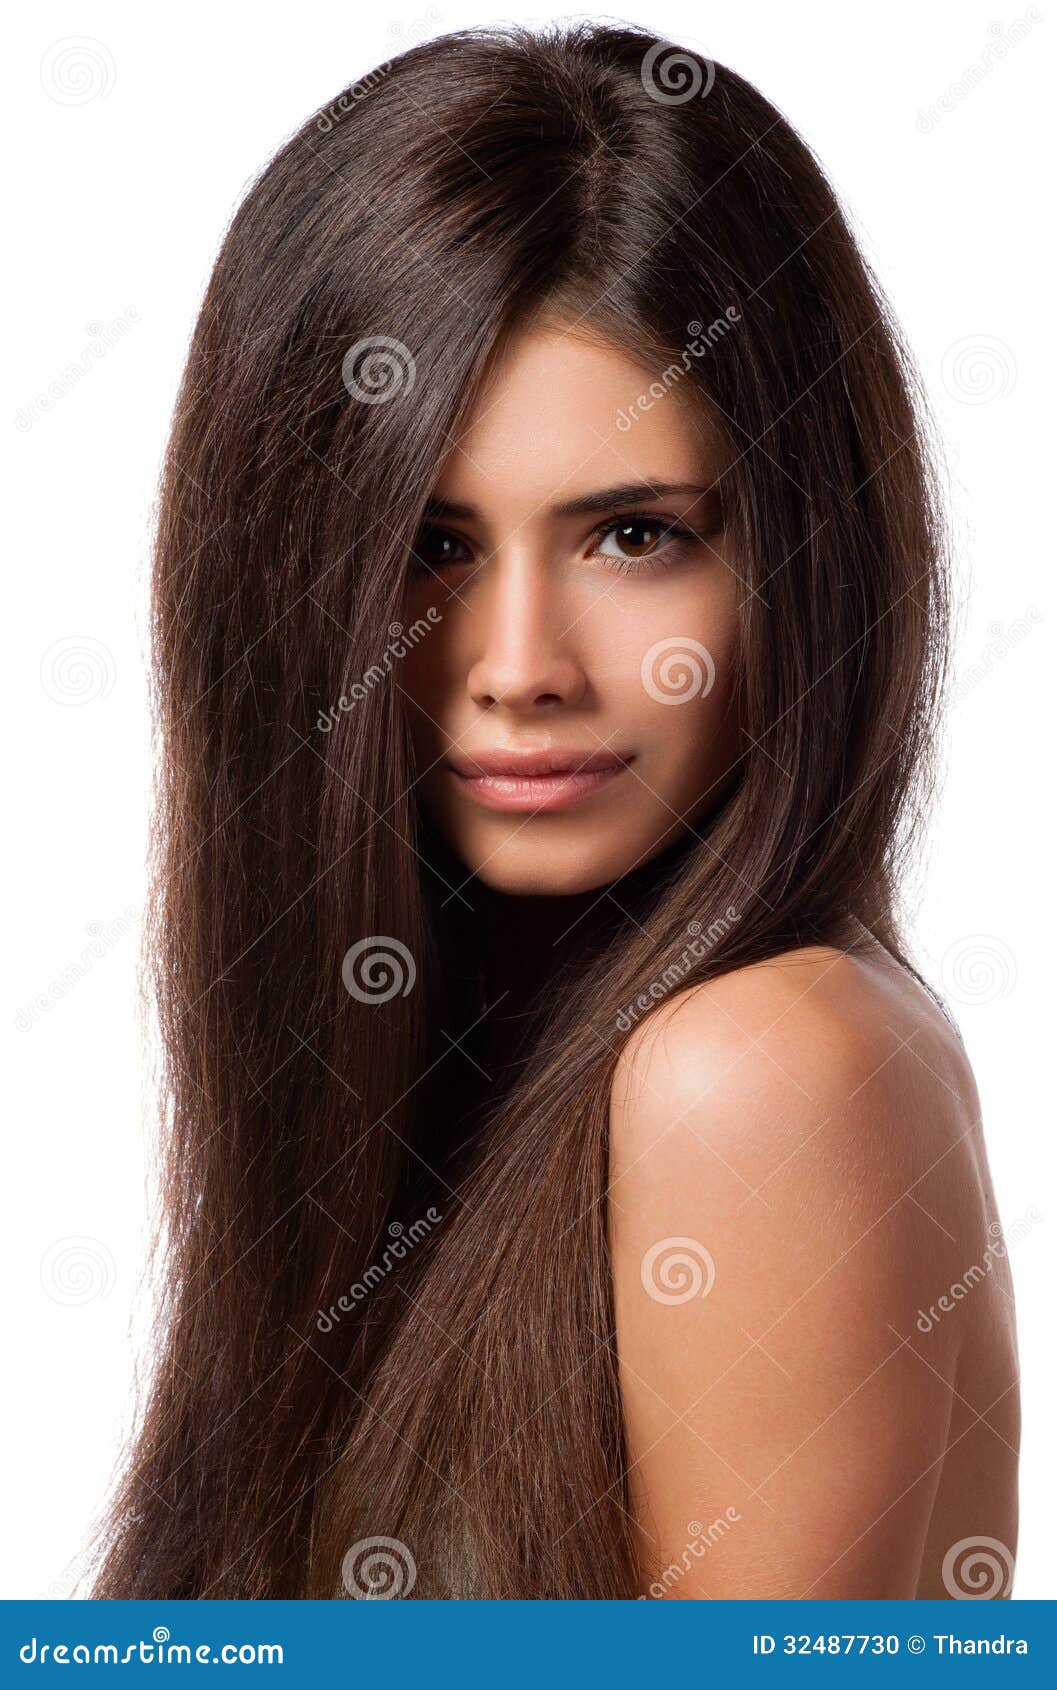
[{"xmin": 5, "ymin": 0, "xmax": 1053, "ymax": 1599}]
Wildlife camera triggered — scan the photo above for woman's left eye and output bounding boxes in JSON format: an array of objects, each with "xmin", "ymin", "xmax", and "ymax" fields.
[{"xmin": 591, "ymin": 516, "xmax": 695, "ymax": 573}]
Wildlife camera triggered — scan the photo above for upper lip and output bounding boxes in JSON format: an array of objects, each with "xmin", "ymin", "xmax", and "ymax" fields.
[{"xmin": 447, "ymin": 746, "xmax": 632, "ymax": 778}]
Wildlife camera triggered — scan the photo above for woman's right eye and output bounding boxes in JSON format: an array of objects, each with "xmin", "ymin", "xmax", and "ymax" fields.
[{"xmin": 409, "ymin": 525, "xmax": 473, "ymax": 575}]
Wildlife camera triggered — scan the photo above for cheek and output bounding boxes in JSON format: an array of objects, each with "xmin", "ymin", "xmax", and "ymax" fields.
[
  {"xmin": 400, "ymin": 599, "xmax": 459, "ymax": 733},
  {"xmin": 589, "ymin": 574, "xmax": 739, "ymax": 726},
  {"xmin": 587, "ymin": 578, "xmax": 741, "ymax": 819}
]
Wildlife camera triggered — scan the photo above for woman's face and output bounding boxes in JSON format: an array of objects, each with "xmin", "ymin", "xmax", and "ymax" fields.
[{"xmin": 401, "ymin": 321, "xmax": 743, "ymax": 896}]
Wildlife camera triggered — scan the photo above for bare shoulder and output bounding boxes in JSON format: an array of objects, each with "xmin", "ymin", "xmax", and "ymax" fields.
[
  {"xmin": 608, "ymin": 940, "xmax": 985, "ymax": 1315},
  {"xmin": 609, "ymin": 942, "xmax": 984, "ymax": 1228},
  {"xmin": 606, "ymin": 942, "xmax": 1005, "ymax": 1598}
]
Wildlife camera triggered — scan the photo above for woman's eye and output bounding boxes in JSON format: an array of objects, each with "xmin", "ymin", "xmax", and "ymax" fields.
[
  {"xmin": 410, "ymin": 526, "xmax": 473, "ymax": 574},
  {"xmin": 592, "ymin": 517, "xmax": 695, "ymax": 569},
  {"xmin": 408, "ymin": 514, "xmax": 707, "ymax": 579}
]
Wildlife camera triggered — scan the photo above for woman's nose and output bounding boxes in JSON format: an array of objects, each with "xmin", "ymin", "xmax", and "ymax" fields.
[{"xmin": 466, "ymin": 553, "xmax": 586, "ymax": 711}]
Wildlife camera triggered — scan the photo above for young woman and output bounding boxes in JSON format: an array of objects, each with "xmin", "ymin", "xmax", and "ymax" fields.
[{"xmin": 90, "ymin": 21, "xmax": 1019, "ymax": 1600}]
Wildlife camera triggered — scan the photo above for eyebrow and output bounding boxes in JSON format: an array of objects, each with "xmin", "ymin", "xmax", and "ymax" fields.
[{"xmin": 422, "ymin": 481, "xmax": 720, "ymax": 522}]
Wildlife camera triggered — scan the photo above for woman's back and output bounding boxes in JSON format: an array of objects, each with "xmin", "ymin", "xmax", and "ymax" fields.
[{"xmin": 860, "ymin": 944, "xmax": 1020, "ymax": 1598}]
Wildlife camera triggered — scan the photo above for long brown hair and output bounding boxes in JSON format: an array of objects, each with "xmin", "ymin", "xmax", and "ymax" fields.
[{"xmin": 89, "ymin": 20, "xmax": 951, "ymax": 1598}]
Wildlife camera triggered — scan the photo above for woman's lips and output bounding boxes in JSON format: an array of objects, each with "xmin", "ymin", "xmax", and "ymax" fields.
[{"xmin": 447, "ymin": 752, "xmax": 633, "ymax": 813}]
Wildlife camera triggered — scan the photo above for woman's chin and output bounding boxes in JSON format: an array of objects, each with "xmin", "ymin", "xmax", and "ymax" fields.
[{"xmin": 455, "ymin": 847, "xmax": 628, "ymax": 899}]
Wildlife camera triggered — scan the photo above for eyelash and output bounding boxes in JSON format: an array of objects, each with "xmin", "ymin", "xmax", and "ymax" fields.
[
  {"xmin": 409, "ymin": 512, "xmax": 705, "ymax": 580},
  {"xmin": 590, "ymin": 515, "xmax": 699, "ymax": 575}
]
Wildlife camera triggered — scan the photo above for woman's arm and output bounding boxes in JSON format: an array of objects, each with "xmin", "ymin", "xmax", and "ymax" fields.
[{"xmin": 607, "ymin": 948, "xmax": 969, "ymax": 1599}]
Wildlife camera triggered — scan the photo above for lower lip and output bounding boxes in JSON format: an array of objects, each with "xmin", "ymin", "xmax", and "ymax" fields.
[{"xmin": 450, "ymin": 762, "xmax": 631, "ymax": 812}]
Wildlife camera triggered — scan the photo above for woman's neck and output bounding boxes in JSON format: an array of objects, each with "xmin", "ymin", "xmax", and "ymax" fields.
[{"xmin": 474, "ymin": 885, "xmax": 612, "ymax": 1061}]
